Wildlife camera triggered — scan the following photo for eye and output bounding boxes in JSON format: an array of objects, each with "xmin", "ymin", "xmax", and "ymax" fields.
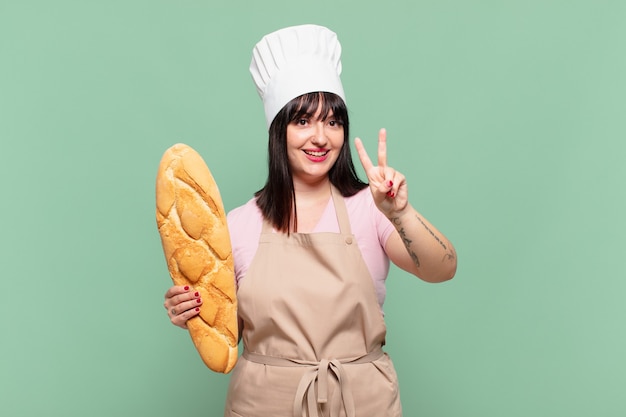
[
  {"xmin": 328, "ymin": 119, "xmax": 342, "ymax": 128},
  {"xmin": 295, "ymin": 118, "xmax": 308, "ymax": 126}
]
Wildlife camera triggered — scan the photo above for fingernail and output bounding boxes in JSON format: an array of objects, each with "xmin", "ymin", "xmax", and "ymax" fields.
[
  {"xmin": 196, "ymin": 298, "xmax": 202, "ymax": 303},
  {"xmin": 184, "ymin": 286, "xmax": 189, "ymax": 291},
  {"xmin": 387, "ymin": 191, "xmax": 395, "ymax": 198},
  {"xmin": 194, "ymin": 292, "xmax": 199, "ymax": 297},
  {"xmin": 387, "ymin": 181, "xmax": 393, "ymax": 187},
  {"xmin": 195, "ymin": 307, "xmax": 200, "ymax": 312}
]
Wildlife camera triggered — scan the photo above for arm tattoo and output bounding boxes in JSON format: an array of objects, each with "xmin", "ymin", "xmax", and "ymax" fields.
[
  {"xmin": 416, "ymin": 215, "xmax": 456, "ymax": 263},
  {"xmin": 391, "ymin": 217, "xmax": 421, "ymax": 267},
  {"xmin": 392, "ymin": 215, "xmax": 456, "ymax": 266},
  {"xmin": 416, "ymin": 215, "xmax": 446, "ymax": 250}
]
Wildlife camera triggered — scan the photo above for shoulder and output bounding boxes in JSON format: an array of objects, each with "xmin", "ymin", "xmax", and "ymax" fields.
[
  {"xmin": 226, "ymin": 197, "xmax": 263, "ymax": 284},
  {"xmin": 343, "ymin": 187, "xmax": 378, "ymax": 216},
  {"xmin": 227, "ymin": 197, "xmax": 262, "ymax": 226},
  {"xmin": 226, "ymin": 197, "xmax": 264, "ymax": 244},
  {"xmin": 344, "ymin": 188, "xmax": 395, "ymax": 245}
]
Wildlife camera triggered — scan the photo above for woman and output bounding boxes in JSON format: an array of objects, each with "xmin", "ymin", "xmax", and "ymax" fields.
[{"xmin": 164, "ymin": 24, "xmax": 456, "ymax": 417}]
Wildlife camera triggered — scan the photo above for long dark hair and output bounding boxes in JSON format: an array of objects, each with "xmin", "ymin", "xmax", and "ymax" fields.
[{"xmin": 255, "ymin": 92, "xmax": 368, "ymax": 233}]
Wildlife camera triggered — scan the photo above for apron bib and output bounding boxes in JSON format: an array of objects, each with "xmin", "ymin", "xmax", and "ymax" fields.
[{"xmin": 224, "ymin": 186, "xmax": 402, "ymax": 417}]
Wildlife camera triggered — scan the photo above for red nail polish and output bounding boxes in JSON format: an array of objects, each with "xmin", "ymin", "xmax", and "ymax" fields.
[
  {"xmin": 195, "ymin": 307, "xmax": 200, "ymax": 312},
  {"xmin": 184, "ymin": 286, "xmax": 189, "ymax": 291},
  {"xmin": 197, "ymin": 298, "xmax": 202, "ymax": 303},
  {"xmin": 194, "ymin": 292, "xmax": 199, "ymax": 297},
  {"xmin": 388, "ymin": 181, "xmax": 393, "ymax": 187}
]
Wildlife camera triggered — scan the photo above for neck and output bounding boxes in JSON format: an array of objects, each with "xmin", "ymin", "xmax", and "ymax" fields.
[
  {"xmin": 293, "ymin": 177, "xmax": 332, "ymax": 204},
  {"xmin": 291, "ymin": 177, "xmax": 332, "ymax": 233}
]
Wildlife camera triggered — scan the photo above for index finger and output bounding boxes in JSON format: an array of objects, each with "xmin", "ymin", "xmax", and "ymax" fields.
[
  {"xmin": 164, "ymin": 285, "xmax": 190, "ymax": 299},
  {"xmin": 378, "ymin": 128, "xmax": 387, "ymax": 168},
  {"xmin": 354, "ymin": 137, "xmax": 375, "ymax": 172}
]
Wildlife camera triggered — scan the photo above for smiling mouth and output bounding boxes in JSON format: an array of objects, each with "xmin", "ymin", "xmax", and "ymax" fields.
[{"xmin": 303, "ymin": 150, "xmax": 329, "ymax": 157}]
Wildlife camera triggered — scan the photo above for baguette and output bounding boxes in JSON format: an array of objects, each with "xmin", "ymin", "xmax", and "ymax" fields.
[{"xmin": 155, "ymin": 143, "xmax": 238, "ymax": 374}]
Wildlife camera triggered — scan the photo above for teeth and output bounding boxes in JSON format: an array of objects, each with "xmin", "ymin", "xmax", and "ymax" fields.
[{"xmin": 305, "ymin": 150, "xmax": 327, "ymax": 157}]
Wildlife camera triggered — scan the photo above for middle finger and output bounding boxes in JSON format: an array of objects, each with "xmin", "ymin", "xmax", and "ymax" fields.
[
  {"xmin": 173, "ymin": 296, "xmax": 203, "ymax": 317},
  {"xmin": 377, "ymin": 128, "xmax": 388, "ymax": 169}
]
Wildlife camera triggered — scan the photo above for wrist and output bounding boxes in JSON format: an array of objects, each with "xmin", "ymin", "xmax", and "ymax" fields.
[{"xmin": 385, "ymin": 204, "xmax": 414, "ymax": 224}]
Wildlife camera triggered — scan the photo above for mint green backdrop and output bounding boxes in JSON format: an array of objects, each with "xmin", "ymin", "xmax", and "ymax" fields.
[{"xmin": 1, "ymin": 1, "xmax": 625, "ymax": 416}]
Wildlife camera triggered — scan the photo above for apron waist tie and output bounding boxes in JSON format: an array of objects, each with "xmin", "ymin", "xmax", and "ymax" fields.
[{"xmin": 243, "ymin": 347, "xmax": 384, "ymax": 417}]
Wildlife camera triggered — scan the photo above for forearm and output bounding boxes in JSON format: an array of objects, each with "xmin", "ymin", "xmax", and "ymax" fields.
[{"xmin": 387, "ymin": 204, "xmax": 457, "ymax": 282}]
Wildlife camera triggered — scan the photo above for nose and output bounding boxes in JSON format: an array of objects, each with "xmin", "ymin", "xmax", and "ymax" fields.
[{"xmin": 310, "ymin": 121, "xmax": 328, "ymax": 146}]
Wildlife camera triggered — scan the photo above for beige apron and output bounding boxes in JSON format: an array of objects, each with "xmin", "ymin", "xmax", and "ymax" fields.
[{"xmin": 224, "ymin": 186, "xmax": 402, "ymax": 417}]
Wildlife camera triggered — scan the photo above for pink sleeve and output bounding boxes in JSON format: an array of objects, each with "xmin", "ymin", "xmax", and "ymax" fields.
[{"xmin": 226, "ymin": 199, "xmax": 263, "ymax": 287}]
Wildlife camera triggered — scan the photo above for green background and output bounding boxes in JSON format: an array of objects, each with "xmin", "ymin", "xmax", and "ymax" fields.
[{"xmin": 1, "ymin": 1, "xmax": 625, "ymax": 416}]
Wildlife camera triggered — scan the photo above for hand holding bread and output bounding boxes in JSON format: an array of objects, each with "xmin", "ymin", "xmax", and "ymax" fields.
[
  {"xmin": 164, "ymin": 285, "xmax": 203, "ymax": 329},
  {"xmin": 156, "ymin": 143, "xmax": 238, "ymax": 374}
]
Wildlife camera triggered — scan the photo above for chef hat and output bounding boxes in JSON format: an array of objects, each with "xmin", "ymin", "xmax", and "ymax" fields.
[{"xmin": 250, "ymin": 24, "xmax": 346, "ymax": 128}]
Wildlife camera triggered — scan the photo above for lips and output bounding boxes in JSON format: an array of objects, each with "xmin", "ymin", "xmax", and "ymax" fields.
[{"xmin": 303, "ymin": 149, "xmax": 329, "ymax": 162}]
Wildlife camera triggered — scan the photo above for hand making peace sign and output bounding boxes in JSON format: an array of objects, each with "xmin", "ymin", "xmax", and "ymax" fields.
[{"xmin": 354, "ymin": 128, "xmax": 409, "ymax": 218}]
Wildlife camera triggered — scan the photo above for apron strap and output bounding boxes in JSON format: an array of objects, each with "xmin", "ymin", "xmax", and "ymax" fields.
[
  {"xmin": 243, "ymin": 348, "xmax": 383, "ymax": 417},
  {"xmin": 330, "ymin": 185, "xmax": 352, "ymax": 236}
]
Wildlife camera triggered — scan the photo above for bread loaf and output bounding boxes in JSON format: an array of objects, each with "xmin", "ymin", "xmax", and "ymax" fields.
[{"xmin": 155, "ymin": 143, "xmax": 238, "ymax": 374}]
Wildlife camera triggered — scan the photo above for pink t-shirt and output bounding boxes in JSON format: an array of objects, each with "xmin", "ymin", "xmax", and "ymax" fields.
[{"xmin": 226, "ymin": 188, "xmax": 396, "ymax": 308}]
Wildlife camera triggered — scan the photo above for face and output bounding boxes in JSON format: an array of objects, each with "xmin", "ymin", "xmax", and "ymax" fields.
[{"xmin": 286, "ymin": 106, "xmax": 344, "ymax": 185}]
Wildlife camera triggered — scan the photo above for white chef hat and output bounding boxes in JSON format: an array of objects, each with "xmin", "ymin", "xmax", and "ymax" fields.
[{"xmin": 250, "ymin": 24, "xmax": 346, "ymax": 129}]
